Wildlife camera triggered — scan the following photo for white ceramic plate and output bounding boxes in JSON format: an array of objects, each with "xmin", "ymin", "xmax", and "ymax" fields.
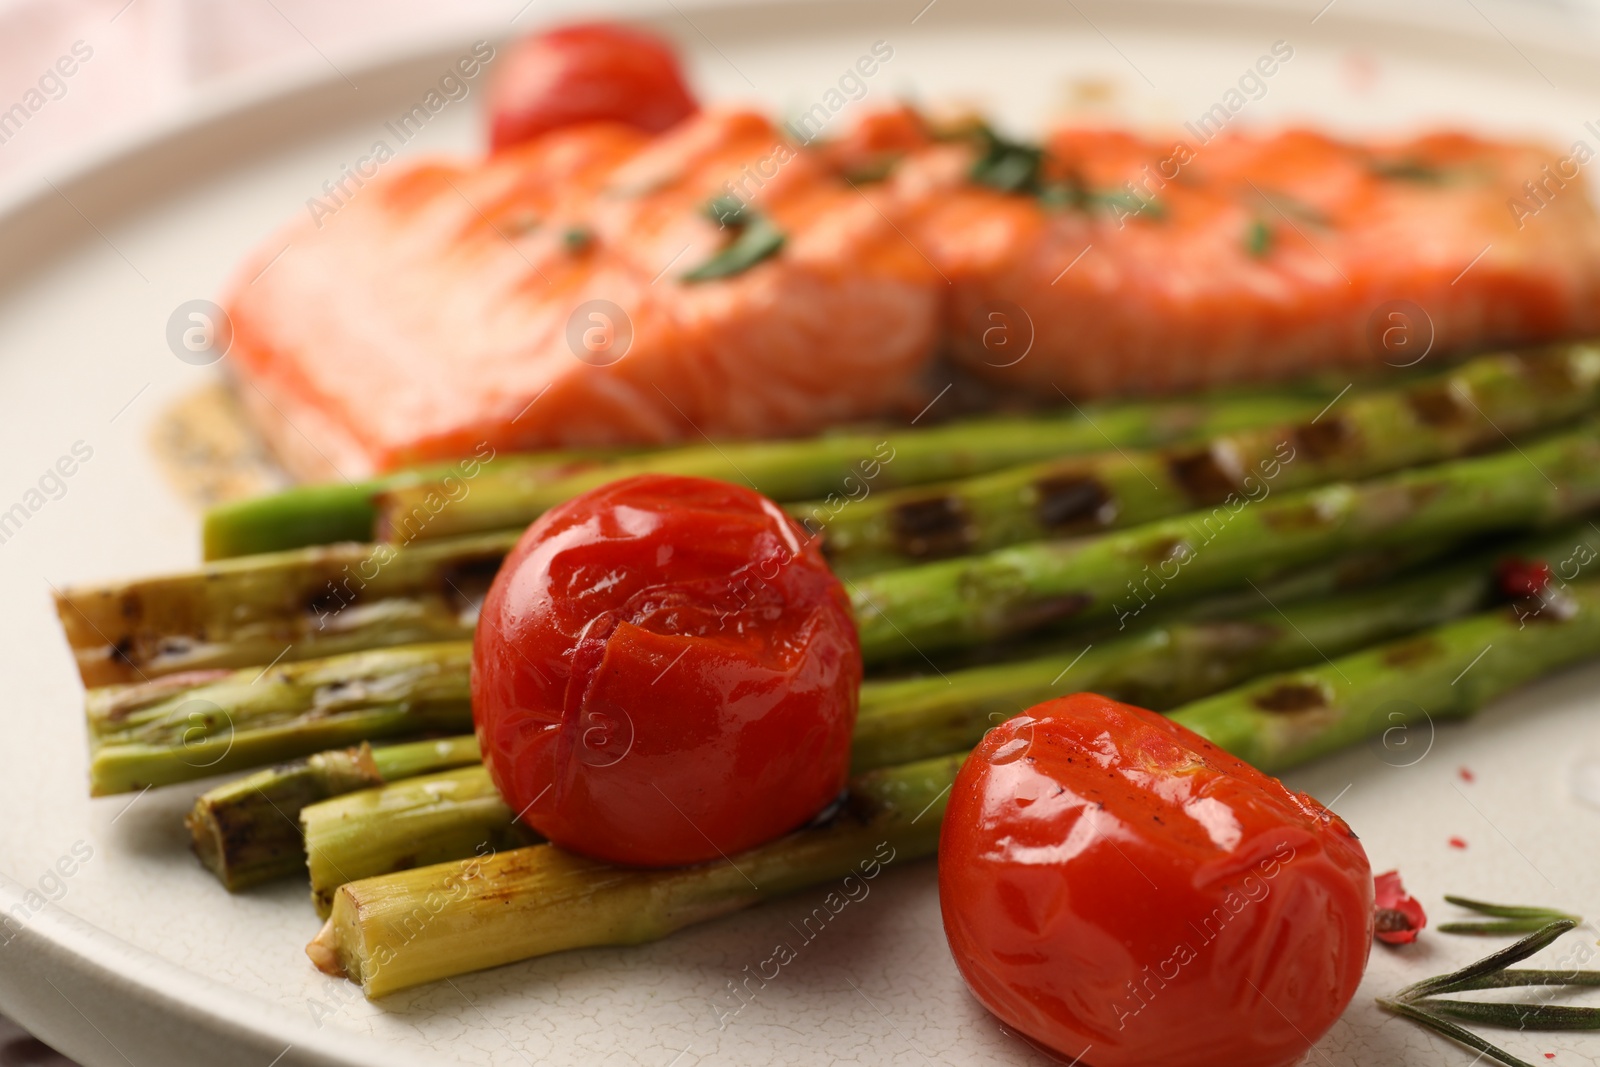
[{"xmin": 5, "ymin": 1, "xmax": 1600, "ymax": 1064}]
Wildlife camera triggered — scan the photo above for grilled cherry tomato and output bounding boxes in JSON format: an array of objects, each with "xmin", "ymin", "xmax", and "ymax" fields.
[
  {"xmin": 488, "ymin": 22, "xmax": 699, "ymax": 151},
  {"xmin": 472, "ymin": 474, "xmax": 860, "ymax": 867},
  {"xmin": 940, "ymin": 693, "xmax": 1372, "ymax": 1067}
]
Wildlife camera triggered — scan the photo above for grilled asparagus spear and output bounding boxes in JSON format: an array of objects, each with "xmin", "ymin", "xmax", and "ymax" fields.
[
  {"xmin": 87, "ymin": 643, "xmax": 472, "ymax": 795},
  {"xmin": 59, "ymin": 379, "xmax": 1587, "ymax": 687},
  {"xmin": 55, "ymin": 531, "xmax": 515, "ymax": 687},
  {"xmin": 295, "ymin": 528, "xmax": 1595, "ymax": 909},
  {"xmin": 200, "ymin": 451, "xmax": 618, "ymax": 560},
  {"xmin": 1173, "ymin": 577, "xmax": 1600, "ymax": 771},
  {"xmin": 308, "ymin": 568, "xmax": 1600, "ymax": 998},
  {"xmin": 90, "ymin": 537, "xmax": 1457, "ymax": 798},
  {"xmin": 307, "ymin": 753, "xmax": 962, "ymax": 997},
  {"xmin": 809, "ymin": 345, "xmax": 1600, "ymax": 575},
  {"xmin": 186, "ymin": 736, "xmax": 482, "ymax": 890},
  {"xmin": 849, "ymin": 420, "xmax": 1600, "ymax": 662},
  {"xmin": 368, "ymin": 392, "xmax": 1334, "ymax": 547}
]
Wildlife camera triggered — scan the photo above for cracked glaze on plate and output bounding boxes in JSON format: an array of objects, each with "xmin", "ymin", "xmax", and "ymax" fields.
[{"xmin": 3, "ymin": 1, "xmax": 1600, "ymax": 1064}]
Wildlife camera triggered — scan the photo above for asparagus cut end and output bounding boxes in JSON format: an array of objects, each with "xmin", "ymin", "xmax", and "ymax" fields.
[
  {"xmin": 185, "ymin": 804, "xmax": 229, "ymax": 886},
  {"xmin": 183, "ymin": 744, "xmax": 387, "ymax": 889},
  {"xmin": 307, "ymin": 920, "xmax": 348, "ymax": 979},
  {"xmin": 310, "ymin": 753, "xmax": 961, "ymax": 998}
]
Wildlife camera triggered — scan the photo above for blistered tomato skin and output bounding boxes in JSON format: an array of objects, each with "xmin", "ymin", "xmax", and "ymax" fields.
[
  {"xmin": 472, "ymin": 474, "xmax": 861, "ymax": 867},
  {"xmin": 488, "ymin": 23, "xmax": 699, "ymax": 152},
  {"xmin": 939, "ymin": 694, "xmax": 1373, "ymax": 1067}
]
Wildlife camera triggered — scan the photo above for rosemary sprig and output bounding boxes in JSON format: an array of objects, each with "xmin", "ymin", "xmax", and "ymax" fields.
[
  {"xmin": 1439, "ymin": 895, "xmax": 1581, "ymax": 936},
  {"xmin": 968, "ymin": 125, "xmax": 1046, "ymax": 194},
  {"xmin": 1379, "ymin": 920, "xmax": 1600, "ymax": 1066},
  {"xmin": 1440, "ymin": 920, "xmax": 1583, "ymax": 936},
  {"xmin": 1375, "ymin": 1000, "xmax": 1541, "ymax": 1067},
  {"xmin": 704, "ymin": 194, "xmax": 748, "ymax": 229},
  {"xmin": 683, "ymin": 199, "xmax": 786, "ymax": 282},
  {"xmin": 561, "ymin": 225, "xmax": 595, "ymax": 254},
  {"xmin": 1440, "ymin": 970, "xmax": 1600, "ymax": 994},
  {"xmin": 963, "ymin": 123, "xmax": 1162, "ymax": 222},
  {"xmin": 1370, "ymin": 158, "xmax": 1448, "ymax": 183},
  {"xmin": 1246, "ymin": 219, "xmax": 1273, "ymax": 258},
  {"xmin": 1393, "ymin": 919, "xmax": 1576, "ymax": 1001},
  {"xmin": 1084, "ymin": 189, "xmax": 1164, "ymax": 219},
  {"xmin": 842, "ymin": 154, "xmax": 901, "ymax": 184},
  {"xmin": 1422, "ymin": 1000, "xmax": 1600, "ymax": 1032}
]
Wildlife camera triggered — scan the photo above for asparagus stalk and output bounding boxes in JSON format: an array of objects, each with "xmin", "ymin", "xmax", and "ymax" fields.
[
  {"xmin": 94, "ymin": 534, "xmax": 1454, "ymax": 799},
  {"xmin": 201, "ymin": 451, "xmax": 618, "ymax": 560},
  {"xmin": 293, "ymin": 576, "xmax": 1451, "ymax": 912},
  {"xmin": 308, "ymin": 563, "xmax": 1600, "ymax": 998},
  {"xmin": 185, "ymin": 539, "xmax": 1436, "ymax": 889},
  {"xmin": 62, "ymin": 419, "xmax": 1566, "ymax": 695},
  {"xmin": 87, "ymin": 643, "xmax": 472, "ymax": 795},
  {"xmin": 297, "ymin": 529, "xmax": 1586, "ymax": 906},
  {"xmin": 851, "ymin": 551, "xmax": 1503, "ymax": 769},
  {"xmin": 1172, "ymin": 576, "xmax": 1600, "ymax": 772},
  {"xmin": 368, "ymin": 393, "xmax": 1332, "ymax": 547},
  {"xmin": 808, "ymin": 345, "xmax": 1600, "ymax": 575},
  {"xmin": 65, "ymin": 395, "xmax": 1577, "ymax": 688},
  {"xmin": 186, "ymin": 736, "xmax": 480, "ymax": 890},
  {"xmin": 59, "ymin": 533, "xmax": 1490, "ymax": 797},
  {"xmin": 850, "ymin": 419, "xmax": 1600, "ymax": 663},
  {"xmin": 307, "ymin": 753, "xmax": 962, "ymax": 997},
  {"xmin": 303, "ymin": 764, "xmax": 536, "ymax": 915},
  {"xmin": 54, "ymin": 530, "xmax": 516, "ymax": 687},
  {"xmin": 75, "ymin": 444, "xmax": 1574, "ymax": 799}
]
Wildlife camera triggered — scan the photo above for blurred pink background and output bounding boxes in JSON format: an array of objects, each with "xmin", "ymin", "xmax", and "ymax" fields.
[{"xmin": 0, "ymin": 0, "xmax": 521, "ymax": 200}]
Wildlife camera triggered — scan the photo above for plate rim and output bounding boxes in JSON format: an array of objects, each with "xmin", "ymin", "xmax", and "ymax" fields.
[{"xmin": 6, "ymin": 0, "xmax": 1600, "ymax": 1063}]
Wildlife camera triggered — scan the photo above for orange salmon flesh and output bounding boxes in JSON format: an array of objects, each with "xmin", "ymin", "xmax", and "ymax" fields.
[{"xmin": 225, "ymin": 107, "xmax": 1600, "ymax": 479}]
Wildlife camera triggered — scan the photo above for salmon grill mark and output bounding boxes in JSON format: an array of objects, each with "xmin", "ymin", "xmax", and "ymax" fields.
[
  {"xmin": 1252, "ymin": 682, "xmax": 1328, "ymax": 713},
  {"xmin": 1033, "ymin": 474, "xmax": 1114, "ymax": 531},
  {"xmin": 1404, "ymin": 384, "xmax": 1471, "ymax": 427},
  {"xmin": 1166, "ymin": 448, "xmax": 1237, "ymax": 506},
  {"xmin": 120, "ymin": 592, "xmax": 143, "ymax": 622},
  {"xmin": 890, "ymin": 497, "xmax": 975, "ymax": 559},
  {"xmin": 1381, "ymin": 636, "xmax": 1443, "ymax": 667},
  {"xmin": 1293, "ymin": 418, "xmax": 1356, "ymax": 461}
]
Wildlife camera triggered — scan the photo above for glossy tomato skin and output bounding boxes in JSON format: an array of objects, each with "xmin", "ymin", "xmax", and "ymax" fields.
[
  {"xmin": 939, "ymin": 694, "xmax": 1372, "ymax": 1067},
  {"xmin": 472, "ymin": 474, "xmax": 860, "ymax": 867},
  {"xmin": 488, "ymin": 23, "xmax": 699, "ymax": 151}
]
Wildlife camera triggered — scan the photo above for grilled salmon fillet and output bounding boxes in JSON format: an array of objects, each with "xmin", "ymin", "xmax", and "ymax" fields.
[
  {"xmin": 227, "ymin": 105, "xmax": 1600, "ymax": 479},
  {"xmin": 832, "ymin": 108, "xmax": 1600, "ymax": 395},
  {"xmin": 225, "ymin": 109, "xmax": 940, "ymax": 480}
]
